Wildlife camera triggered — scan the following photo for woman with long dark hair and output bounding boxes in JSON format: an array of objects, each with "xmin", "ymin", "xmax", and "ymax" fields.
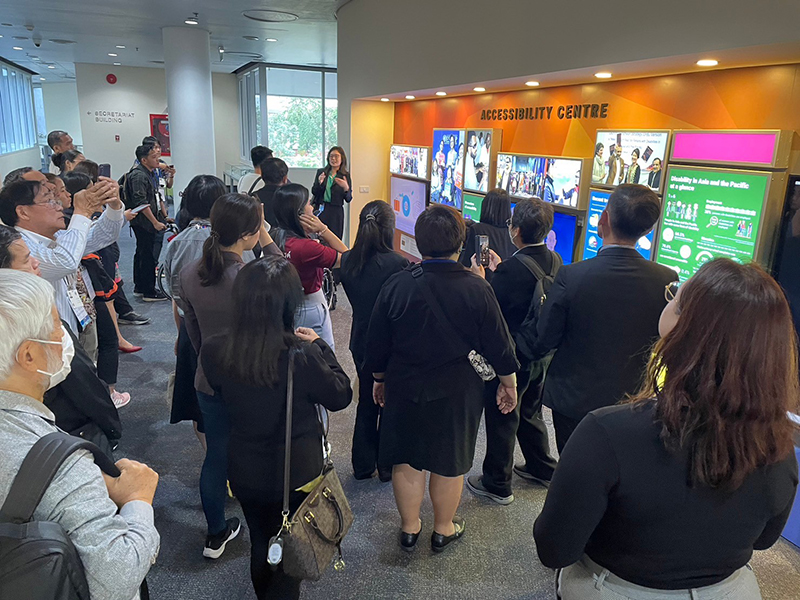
[
  {"xmin": 272, "ymin": 183, "xmax": 348, "ymax": 349},
  {"xmin": 459, "ymin": 188, "xmax": 516, "ymax": 281},
  {"xmin": 180, "ymin": 192, "xmax": 278, "ymax": 558},
  {"xmin": 52, "ymin": 149, "xmax": 85, "ymax": 173},
  {"xmin": 200, "ymin": 256, "xmax": 352, "ymax": 600},
  {"xmin": 340, "ymin": 200, "xmax": 408, "ymax": 481},
  {"xmin": 534, "ymin": 258, "xmax": 799, "ymax": 599},
  {"xmin": 311, "ymin": 146, "xmax": 352, "ymax": 239}
]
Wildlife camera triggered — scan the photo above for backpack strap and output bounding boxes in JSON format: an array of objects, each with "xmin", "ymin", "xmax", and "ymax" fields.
[
  {"xmin": 0, "ymin": 432, "xmax": 120, "ymax": 525},
  {"xmin": 516, "ymin": 250, "xmax": 562, "ymax": 280},
  {"xmin": 247, "ymin": 177, "xmax": 261, "ymax": 196}
]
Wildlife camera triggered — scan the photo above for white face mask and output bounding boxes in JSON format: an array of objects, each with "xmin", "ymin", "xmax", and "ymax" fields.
[{"xmin": 27, "ymin": 325, "xmax": 75, "ymax": 389}]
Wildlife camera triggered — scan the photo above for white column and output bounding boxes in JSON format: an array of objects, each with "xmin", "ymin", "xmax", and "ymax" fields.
[{"xmin": 162, "ymin": 27, "xmax": 216, "ymax": 208}]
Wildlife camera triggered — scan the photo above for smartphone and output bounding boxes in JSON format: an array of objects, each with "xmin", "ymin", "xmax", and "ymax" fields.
[
  {"xmin": 129, "ymin": 204, "xmax": 149, "ymax": 214},
  {"xmin": 642, "ymin": 146, "xmax": 653, "ymax": 162},
  {"xmin": 98, "ymin": 163, "xmax": 111, "ymax": 178},
  {"xmin": 477, "ymin": 235, "xmax": 490, "ymax": 267}
]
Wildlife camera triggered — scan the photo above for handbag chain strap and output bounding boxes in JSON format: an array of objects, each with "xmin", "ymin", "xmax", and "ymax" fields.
[{"xmin": 281, "ymin": 349, "xmax": 296, "ymax": 530}]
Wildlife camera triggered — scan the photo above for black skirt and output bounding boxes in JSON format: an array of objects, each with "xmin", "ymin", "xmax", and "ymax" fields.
[
  {"xmin": 170, "ymin": 320, "xmax": 204, "ymax": 432},
  {"xmin": 378, "ymin": 358, "xmax": 483, "ymax": 477},
  {"xmin": 319, "ymin": 204, "xmax": 345, "ymax": 240}
]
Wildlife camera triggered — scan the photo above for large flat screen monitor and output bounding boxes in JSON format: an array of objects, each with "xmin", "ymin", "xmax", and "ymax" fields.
[
  {"xmin": 496, "ymin": 153, "xmax": 582, "ymax": 207},
  {"xmin": 390, "ymin": 145, "xmax": 430, "ymax": 180},
  {"xmin": 430, "ymin": 129, "xmax": 465, "ymax": 210},
  {"xmin": 591, "ymin": 130, "xmax": 670, "ymax": 192},
  {"xmin": 390, "ymin": 175, "xmax": 428, "ymax": 236},
  {"xmin": 464, "ymin": 130, "xmax": 497, "ymax": 193},
  {"xmin": 655, "ymin": 166, "xmax": 769, "ymax": 281},
  {"xmin": 547, "ymin": 210, "xmax": 578, "ymax": 265},
  {"xmin": 463, "ymin": 192, "xmax": 484, "ymax": 222},
  {"xmin": 772, "ymin": 175, "xmax": 800, "ymax": 340},
  {"xmin": 582, "ymin": 189, "xmax": 655, "ymax": 260}
]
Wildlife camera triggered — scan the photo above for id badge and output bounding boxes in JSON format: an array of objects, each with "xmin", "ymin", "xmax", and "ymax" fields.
[
  {"xmin": 66, "ymin": 289, "xmax": 92, "ymax": 328},
  {"xmin": 267, "ymin": 536, "xmax": 283, "ymax": 566}
]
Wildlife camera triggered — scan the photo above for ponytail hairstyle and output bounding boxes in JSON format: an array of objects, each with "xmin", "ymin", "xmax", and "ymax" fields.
[
  {"xmin": 197, "ymin": 193, "xmax": 261, "ymax": 287},
  {"xmin": 344, "ymin": 200, "xmax": 395, "ymax": 276},
  {"xmin": 52, "ymin": 149, "xmax": 84, "ymax": 172}
]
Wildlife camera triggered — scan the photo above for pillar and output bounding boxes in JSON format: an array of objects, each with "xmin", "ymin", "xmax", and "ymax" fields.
[{"xmin": 162, "ymin": 27, "xmax": 216, "ymax": 207}]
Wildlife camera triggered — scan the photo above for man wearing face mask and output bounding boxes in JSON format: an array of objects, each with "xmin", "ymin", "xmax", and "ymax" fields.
[
  {"xmin": 0, "ymin": 270, "xmax": 160, "ymax": 600},
  {"xmin": 0, "ymin": 225, "xmax": 122, "ymax": 458}
]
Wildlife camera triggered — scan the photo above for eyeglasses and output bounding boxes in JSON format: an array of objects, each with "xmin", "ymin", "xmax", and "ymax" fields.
[
  {"xmin": 664, "ymin": 281, "xmax": 680, "ymax": 303},
  {"xmin": 33, "ymin": 199, "xmax": 63, "ymax": 209}
]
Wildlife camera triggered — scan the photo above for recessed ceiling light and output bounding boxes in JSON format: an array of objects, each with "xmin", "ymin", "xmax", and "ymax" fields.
[
  {"xmin": 243, "ymin": 35, "xmax": 259, "ymax": 41},
  {"xmin": 696, "ymin": 59, "xmax": 718, "ymax": 67},
  {"xmin": 13, "ymin": 35, "xmax": 27, "ymax": 40},
  {"xmin": 39, "ymin": 77, "xmax": 45, "ymax": 81},
  {"xmin": 113, "ymin": 62, "xmax": 121, "ymax": 66},
  {"xmin": 47, "ymin": 65, "xmax": 55, "ymax": 69},
  {"xmin": 594, "ymin": 72, "xmax": 612, "ymax": 79},
  {"xmin": 12, "ymin": 46, "xmax": 22, "ymax": 51},
  {"xmin": 49, "ymin": 39, "xmax": 76, "ymax": 45},
  {"xmin": 185, "ymin": 12, "xmax": 199, "ymax": 25},
  {"xmin": 1, "ymin": 23, "xmax": 13, "ymax": 27},
  {"xmin": 380, "ymin": 98, "xmax": 390, "ymax": 102},
  {"xmin": 0, "ymin": 35, "xmax": 3, "ymax": 38},
  {"xmin": 525, "ymin": 81, "xmax": 540, "ymax": 87},
  {"xmin": 116, "ymin": 45, "xmax": 125, "ymax": 49},
  {"xmin": 266, "ymin": 38, "xmax": 278, "ymax": 42},
  {"xmin": 436, "ymin": 91, "xmax": 447, "ymax": 96},
  {"xmin": 108, "ymin": 53, "xmax": 117, "ymax": 57},
  {"xmin": 473, "ymin": 87, "xmax": 486, "ymax": 92},
  {"xmin": 31, "ymin": 57, "xmax": 40, "ymax": 61},
  {"xmin": 405, "ymin": 95, "xmax": 415, "ymax": 100}
]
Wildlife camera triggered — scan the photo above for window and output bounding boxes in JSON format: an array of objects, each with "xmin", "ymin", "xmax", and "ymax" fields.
[
  {"xmin": 238, "ymin": 65, "xmax": 336, "ymax": 169},
  {"xmin": 0, "ymin": 60, "xmax": 36, "ymax": 156}
]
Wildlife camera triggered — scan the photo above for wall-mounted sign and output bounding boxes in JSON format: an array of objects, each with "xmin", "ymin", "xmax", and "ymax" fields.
[
  {"xmin": 480, "ymin": 103, "xmax": 609, "ymax": 122},
  {"xmin": 670, "ymin": 130, "xmax": 789, "ymax": 169},
  {"xmin": 90, "ymin": 110, "xmax": 136, "ymax": 123},
  {"xmin": 149, "ymin": 113, "xmax": 170, "ymax": 156}
]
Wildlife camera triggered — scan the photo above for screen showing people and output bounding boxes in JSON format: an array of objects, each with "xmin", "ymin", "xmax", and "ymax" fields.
[
  {"xmin": 390, "ymin": 175, "xmax": 428, "ymax": 236},
  {"xmin": 547, "ymin": 211, "xmax": 577, "ymax": 265},
  {"xmin": 591, "ymin": 130, "xmax": 669, "ymax": 191},
  {"xmin": 463, "ymin": 130, "xmax": 496, "ymax": 193},
  {"xmin": 655, "ymin": 166, "xmax": 768, "ymax": 281},
  {"xmin": 583, "ymin": 189, "xmax": 655, "ymax": 260},
  {"xmin": 463, "ymin": 192, "xmax": 484, "ymax": 222},
  {"xmin": 430, "ymin": 129, "xmax": 466, "ymax": 209},
  {"xmin": 390, "ymin": 145, "xmax": 430, "ymax": 180},
  {"xmin": 495, "ymin": 153, "xmax": 582, "ymax": 207}
]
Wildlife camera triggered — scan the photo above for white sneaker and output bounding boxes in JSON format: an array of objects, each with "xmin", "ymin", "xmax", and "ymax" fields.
[{"xmin": 112, "ymin": 391, "xmax": 131, "ymax": 409}]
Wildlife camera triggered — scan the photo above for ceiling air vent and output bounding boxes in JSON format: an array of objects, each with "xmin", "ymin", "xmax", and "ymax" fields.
[{"xmin": 242, "ymin": 10, "xmax": 298, "ymax": 23}]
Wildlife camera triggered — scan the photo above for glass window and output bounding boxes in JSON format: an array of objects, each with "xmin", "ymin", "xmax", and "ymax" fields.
[
  {"xmin": 238, "ymin": 68, "xmax": 259, "ymax": 161},
  {"xmin": 324, "ymin": 72, "xmax": 338, "ymax": 150},
  {"xmin": 0, "ymin": 60, "xmax": 37, "ymax": 156}
]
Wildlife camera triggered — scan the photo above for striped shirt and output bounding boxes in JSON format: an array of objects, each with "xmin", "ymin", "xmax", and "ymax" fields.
[{"xmin": 17, "ymin": 208, "xmax": 124, "ymax": 333}]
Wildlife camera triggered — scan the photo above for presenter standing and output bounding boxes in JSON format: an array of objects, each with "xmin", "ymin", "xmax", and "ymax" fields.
[{"xmin": 311, "ymin": 146, "xmax": 352, "ymax": 240}]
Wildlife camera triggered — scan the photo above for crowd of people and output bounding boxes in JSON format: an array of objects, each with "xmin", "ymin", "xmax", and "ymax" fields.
[{"xmin": 0, "ymin": 132, "xmax": 797, "ymax": 600}]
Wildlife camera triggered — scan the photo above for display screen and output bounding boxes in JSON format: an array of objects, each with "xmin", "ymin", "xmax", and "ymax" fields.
[
  {"xmin": 464, "ymin": 130, "xmax": 495, "ymax": 193},
  {"xmin": 390, "ymin": 176, "xmax": 428, "ymax": 236},
  {"xmin": 773, "ymin": 176, "xmax": 800, "ymax": 349},
  {"xmin": 430, "ymin": 129, "xmax": 465, "ymax": 209},
  {"xmin": 591, "ymin": 130, "xmax": 669, "ymax": 191},
  {"xmin": 671, "ymin": 131, "xmax": 779, "ymax": 167},
  {"xmin": 390, "ymin": 145, "xmax": 429, "ymax": 180},
  {"xmin": 655, "ymin": 166, "xmax": 768, "ymax": 281},
  {"xmin": 546, "ymin": 211, "xmax": 577, "ymax": 265},
  {"xmin": 495, "ymin": 153, "xmax": 582, "ymax": 207},
  {"xmin": 582, "ymin": 189, "xmax": 655, "ymax": 260},
  {"xmin": 463, "ymin": 192, "xmax": 484, "ymax": 222}
]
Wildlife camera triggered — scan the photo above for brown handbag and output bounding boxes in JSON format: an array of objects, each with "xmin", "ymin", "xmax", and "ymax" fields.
[{"xmin": 273, "ymin": 349, "xmax": 354, "ymax": 581}]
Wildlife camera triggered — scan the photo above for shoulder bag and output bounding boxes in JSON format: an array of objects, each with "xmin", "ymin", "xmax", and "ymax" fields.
[
  {"xmin": 269, "ymin": 349, "xmax": 354, "ymax": 581},
  {"xmin": 411, "ymin": 264, "xmax": 496, "ymax": 381}
]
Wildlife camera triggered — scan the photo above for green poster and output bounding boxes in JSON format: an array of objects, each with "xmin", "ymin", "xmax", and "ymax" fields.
[
  {"xmin": 463, "ymin": 192, "xmax": 484, "ymax": 222},
  {"xmin": 656, "ymin": 167, "xmax": 768, "ymax": 281}
]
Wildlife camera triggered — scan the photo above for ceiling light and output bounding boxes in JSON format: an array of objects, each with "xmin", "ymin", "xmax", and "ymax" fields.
[
  {"xmin": 242, "ymin": 10, "xmax": 298, "ymax": 23},
  {"xmin": 185, "ymin": 12, "xmax": 199, "ymax": 25},
  {"xmin": 594, "ymin": 72, "xmax": 612, "ymax": 79},
  {"xmin": 116, "ymin": 45, "xmax": 125, "ymax": 49},
  {"xmin": 31, "ymin": 57, "xmax": 40, "ymax": 61},
  {"xmin": 436, "ymin": 91, "xmax": 447, "ymax": 96},
  {"xmin": 108, "ymin": 53, "xmax": 117, "ymax": 57},
  {"xmin": 218, "ymin": 46, "xmax": 225, "ymax": 53},
  {"xmin": 47, "ymin": 65, "xmax": 55, "ymax": 69},
  {"xmin": 380, "ymin": 98, "xmax": 390, "ymax": 102},
  {"xmin": 39, "ymin": 77, "xmax": 45, "ymax": 81},
  {"xmin": 473, "ymin": 87, "xmax": 486, "ymax": 92},
  {"xmin": 1, "ymin": 23, "xmax": 12, "ymax": 27},
  {"xmin": 405, "ymin": 95, "xmax": 415, "ymax": 100},
  {"xmin": 525, "ymin": 81, "xmax": 539, "ymax": 87},
  {"xmin": 113, "ymin": 62, "xmax": 120, "ymax": 66},
  {"xmin": 0, "ymin": 35, "xmax": 3, "ymax": 38},
  {"xmin": 266, "ymin": 38, "xmax": 278, "ymax": 42},
  {"xmin": 696, "ymin": 59, "xmax": 718, "ymax": 67},
  {"xmin": 13, "ymin": 36, "xmax": 27, "ymax": 40},
  {"xmin": 12, "ymin": 46, "xmax": 22, "ymax": 50},
  {"xmin": 243, "ymin": 35, "xmax": 259, "ymax": 41}
]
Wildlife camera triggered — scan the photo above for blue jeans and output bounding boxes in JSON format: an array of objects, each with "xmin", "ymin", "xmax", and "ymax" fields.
[{"xmin": 196, "ymin": 391, "xmax": 230, "ymax": 536}]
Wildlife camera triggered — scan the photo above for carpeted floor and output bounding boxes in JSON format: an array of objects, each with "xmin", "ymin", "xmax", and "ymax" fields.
[{"xmin": 111, "ymin": 223, "xmax": 800, "ymax": 599}]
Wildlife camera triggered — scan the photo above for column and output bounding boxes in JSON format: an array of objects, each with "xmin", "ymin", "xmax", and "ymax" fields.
[{"xmin": 162, "ymin": 27, "xmax": 216, "ymax": 208}]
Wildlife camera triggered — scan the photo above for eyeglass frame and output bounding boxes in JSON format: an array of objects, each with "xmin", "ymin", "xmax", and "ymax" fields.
[{"xmin": 664, "ymin": 281, "xmax": 682, "ymax": 314}]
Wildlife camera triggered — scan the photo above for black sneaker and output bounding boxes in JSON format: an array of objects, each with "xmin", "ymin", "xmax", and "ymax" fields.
[
  {"xmin": 465, "ymin": 475, "xmax": 514, "ymax": 505},
  {"xmin": 141, "ymin": 291, "xmax": 168, "ymax": 302},
  {"xmin": 513, "ymin": 465, "xmax": 551, "ymax": 488},
  {"xmin": 203, "ymin": 517, "xmax": 241, "ymax": 559},
  {"xmin": 118, "ymin": 311, "xmax": 151, "ymax": 326}
]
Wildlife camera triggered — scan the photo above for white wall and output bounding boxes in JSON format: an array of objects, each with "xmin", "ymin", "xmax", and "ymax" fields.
[
  {"xmin": 74, "ymin": 63, "xmax": 240, "ymax": 185},
  {"xmin": 41, "ymin": 82, "xmax": 83, "ymax": 147},
  {"xmin": 0, "ymin": 147, "xmax": 41, "ymax": 183}
]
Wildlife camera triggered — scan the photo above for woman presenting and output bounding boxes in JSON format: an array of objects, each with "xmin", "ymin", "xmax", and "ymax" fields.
[{"xmin": 311, "ymin": 146, "xmax": 352, "ymax": 239}]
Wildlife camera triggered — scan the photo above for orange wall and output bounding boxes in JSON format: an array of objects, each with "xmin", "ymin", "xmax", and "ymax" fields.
[{"xmin": 394, "ymin": 65, "xmax": 800, "ymax": 171}]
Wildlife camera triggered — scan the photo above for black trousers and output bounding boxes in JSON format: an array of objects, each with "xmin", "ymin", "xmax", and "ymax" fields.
[
  {"xmin": 351, "ymin": 365, "xmax": 384, "ymax": 478},
  {"xmin": 93, "ymin": 300, "xmax": 118, "ymax": 386},
  {"xmin": 97, "ymin": 242, "xmax": 134, "ymax": 316},
  {"xmin": 132, "ymin": 226, "xmax": 163, "ymax": 294},
  {"xmin": 481, "ymin": 358, "xmax": 557, "ymax": 497},
  {"xmin": 552, "ymin": 411, "xmax": 583, "ymax": 454},
  {"xmin": 238, "ymin": 492, "xmax": 305, "ymax": 600}
]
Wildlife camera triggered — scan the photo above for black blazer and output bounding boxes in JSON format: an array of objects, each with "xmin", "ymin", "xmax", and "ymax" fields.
[
  {"xmin": 537, "ymin": 247, "xmax": 678, "ymax": 419},
  {"xmin": 201, "ymin": 336, "xmax": 352, "ymax": 501},
  {"xmin": 311, "ymin": 168, "xmax": 353, "ymax": 208}
]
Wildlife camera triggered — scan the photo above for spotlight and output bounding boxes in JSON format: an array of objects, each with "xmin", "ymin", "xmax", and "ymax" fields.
[
  {"xmin": 525, "ymin": 81, "xmax": 539, "ymax": 87},
  {"xmin": 473, "ymin": 87, "xmax": 486, "ymax": 92},
  {"xmin": 380, "ymin": 98, "xmax": 390, "ymax": 102},
  {"xmin": 594, "ymin": 72, "xmax": 612, "ymax": 79},
  {"xmin": 185, "ymin": 13, "xmax": 199, "ymax": 25},
  {"xmin": 696, "ymin": 59, "xmax": 718, "ymax": 67},
  {"xmin": 436, "ymin": 91, "xmax": 447, "ymax": 96},
  {"xmin": 405, "ymin": 95, "xmax": 415, "ymax": 100}
]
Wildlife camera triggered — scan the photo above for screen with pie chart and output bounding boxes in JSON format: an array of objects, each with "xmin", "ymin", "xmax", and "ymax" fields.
[
  {"xmin": 391, "ymin": 175, "xmax": 428, "ymax": 236},
  {"xmin": 655, "ymin": 166, "xmax": 769, "ymax": 281},
  {"xmin": 582, "ymin": 188, "xmax": 655, "ymax": 261}
]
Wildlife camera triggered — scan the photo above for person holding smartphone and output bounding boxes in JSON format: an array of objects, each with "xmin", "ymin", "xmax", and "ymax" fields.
[{"xmin": 311, "ymin": 146, "xmax": 352, "ymax": 240}]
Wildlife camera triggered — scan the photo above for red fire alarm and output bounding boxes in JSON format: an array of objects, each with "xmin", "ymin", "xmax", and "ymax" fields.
[
  {"xmin": 115, "ymin": 135, "xmax": 120, "ymax": 142},
  {"xmin": 106, "ymin": 73, "xmax": 117, "ymax": 85}
]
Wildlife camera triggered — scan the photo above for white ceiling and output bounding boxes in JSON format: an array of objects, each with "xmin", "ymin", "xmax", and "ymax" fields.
[{"xmin": 0, "ymin": 0, "xmax": 345, "ymax": 82}]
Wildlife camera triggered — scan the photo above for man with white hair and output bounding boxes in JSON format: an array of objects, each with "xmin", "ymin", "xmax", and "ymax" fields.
[{"xmin": 0, "ymin": 269, "xmax": 160, "ymax": 599}]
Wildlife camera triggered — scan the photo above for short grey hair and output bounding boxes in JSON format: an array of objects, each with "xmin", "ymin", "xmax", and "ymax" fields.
[{"xmin": 0, "ymin": 270, "xmax": 56, "ymax": 380}]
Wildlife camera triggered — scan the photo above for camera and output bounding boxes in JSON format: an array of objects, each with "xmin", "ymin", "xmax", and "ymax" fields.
[{"xmin": 33, "ymin": 38, "xmax": 42, "ymax": 48}]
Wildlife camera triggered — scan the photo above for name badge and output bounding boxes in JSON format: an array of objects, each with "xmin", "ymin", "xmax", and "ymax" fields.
[{"xmin": 66, "ymin": 289, "xmax": 92, "ymax": 328}]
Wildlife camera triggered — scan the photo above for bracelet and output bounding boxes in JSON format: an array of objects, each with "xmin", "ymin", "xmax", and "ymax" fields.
[
  {"xmin": 319, "ymin": 226, "xmax": 330, "ymax": 235},
  {"xmin": 373, "ymin": 377, "xmax": 385, "ymax": 383}
]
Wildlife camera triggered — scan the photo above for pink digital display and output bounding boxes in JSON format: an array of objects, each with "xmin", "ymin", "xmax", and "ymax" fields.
[{"xmin": 672, "ymin": 131, "xmax": 777, "ymax": 166}]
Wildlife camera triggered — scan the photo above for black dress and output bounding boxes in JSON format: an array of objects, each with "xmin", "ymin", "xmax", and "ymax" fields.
[
  {"xmin": 311, "ymin": 168, "xmax": 352, "ymax": 240},
  {"xmin": 365, "ymin": 261, "xmax": 518, "ymax": 476}
]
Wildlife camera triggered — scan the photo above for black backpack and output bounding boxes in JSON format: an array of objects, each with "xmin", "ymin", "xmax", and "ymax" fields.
[
  {"xmin": 0, "ymin": 432, "xmax": 121, "ymax": 600},
  {"xmin": 513, "ymin": 251, "xmax": 562, "ymax": 363}
]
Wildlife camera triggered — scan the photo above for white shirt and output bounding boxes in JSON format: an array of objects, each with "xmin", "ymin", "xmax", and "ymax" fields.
[
  {"xmin": 237, "ymin": 172, "xmax": 264, "ymax": 195},
  {"xmin": 17, "ymin": 208, "xmax": 124, "ymax": 333}
]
